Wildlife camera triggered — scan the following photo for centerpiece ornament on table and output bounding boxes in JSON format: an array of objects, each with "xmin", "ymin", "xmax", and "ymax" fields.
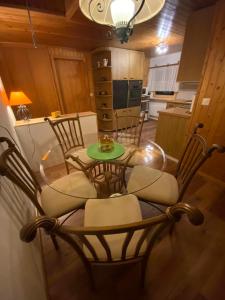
[{"xmin": 99, "ymin": 135, "xmax": 114, "ymax": 152}]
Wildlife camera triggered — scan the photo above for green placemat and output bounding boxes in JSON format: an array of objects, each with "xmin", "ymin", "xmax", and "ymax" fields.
[{"xmin": 87, "ymin": 143, "xmax": 125, "ymax": 161}]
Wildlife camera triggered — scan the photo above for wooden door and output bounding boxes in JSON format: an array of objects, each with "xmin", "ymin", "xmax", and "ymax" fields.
[
  {"xmin": 54, "ymin": 58, "xmax": 91, "ymax": 114},
  {"xmin": 111, "ymin": 48, "xmax": 129, "ymax": 80},
  {"xmin": 129, "ymin": 51, "xmax": 144, "ymax": 80}
]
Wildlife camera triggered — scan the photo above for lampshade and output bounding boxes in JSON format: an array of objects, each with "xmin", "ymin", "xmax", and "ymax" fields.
[
  {"xmin": 79, "ymin": 0, "xmax": 165, "ymax": 26},
  {"xmin": 9, "ymin": 91, "xmax": 32, "ymax": 106},
  {"xmin": 111, "ymin": 0, "xmax": 135, "ymax": 28}
]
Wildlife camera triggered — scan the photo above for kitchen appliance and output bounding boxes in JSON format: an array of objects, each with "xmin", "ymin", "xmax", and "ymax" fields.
[
  {"xmin": 128, "ymin": 80, "xmax": 143, "ymax": 107},
  {"xmin": 142, "ymin": 86, "xmax": 149, "ymax": 96},
  {"xmin": 113, "ymin": 80, "xmax": 128, "ymax": 109},
  {"xmin": 141, "ymin": 99, "xmax": 150, "ymax": 121},
  {"xmin": 113, "ymin": 80, "xmax": 142, "ymax": 109}
]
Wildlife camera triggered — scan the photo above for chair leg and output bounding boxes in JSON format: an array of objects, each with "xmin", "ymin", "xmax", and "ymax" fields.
[
  {"xmin": 169, "ymin": 222, "xmax": 175, "ymax": 236},
  {"xmin": 50, "ymin": 234, "xmax": 59, "ymax": 250},
  {"xmin": 65, "ymin": 162, "xmax": 70, "ymax": 174},
  {"xmin": 86, "ymin": 265, "xmax": 96, "ymax": 291},
  {"xmin": 140, "ymin": 259, "xmax": 148, "ymax": 289}
]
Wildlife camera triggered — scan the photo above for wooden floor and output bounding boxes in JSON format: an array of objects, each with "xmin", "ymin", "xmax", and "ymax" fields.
[{"xmin": 42, "ymin": 120, "xmax": 225, "ymax": 300}]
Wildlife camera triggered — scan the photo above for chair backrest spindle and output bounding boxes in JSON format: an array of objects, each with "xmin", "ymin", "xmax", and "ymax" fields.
[
  {"xmin": 45, "ymin": 115, "xmax": 85, "ymax": 158},
  {"xmin": 114, "ymin": 112, "xmax": 145, "ymax": 146},
  {"xmin": 0, "ymin": 137, "xmax": 44, "ymax": 215},
  {"xmin": 21, "ymin": 203, "xmax": 204, "ymax": 265},
  {"xmin": 176, "ymin": 123, "xmax": 225, "ymax": 201}
]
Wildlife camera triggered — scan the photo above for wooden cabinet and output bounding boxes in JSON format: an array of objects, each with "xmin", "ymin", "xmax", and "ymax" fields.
[
  {"xmin": 129, "ymin": 51, "xmax": 144, "ymax": 80},
  {"xmin": 111, "ymin": 48, "xmax": 144, "ymax": 80},
  {"xmin": 177, "ymin": 5, "xmax": 215, "ymax": 82},
  {"xmin": 92, "ymin": 47, "xmax": 144, "ymax": 131},
  {"xmin": 155, "ymin": 108, "xmax": 190, "ymax": 159},
  {"xmin": 92, "ymin": 49, "xmax": 114, "ymax": 131},
  {"xmin": 111, "ymin": 48, "xmax": 129, "ymax": 80},
  {"xmin": 114, "ymin": 106, "xmax": 141, "ymax": 129},
  {"xmin": 115, "ymin": 106, "xmax": 141, "ymax": 117}
]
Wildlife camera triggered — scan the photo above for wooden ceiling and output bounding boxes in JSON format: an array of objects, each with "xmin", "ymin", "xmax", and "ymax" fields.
[{"xmin": 0, "ymin": 0, "xmax": 218, "ymax": 51}]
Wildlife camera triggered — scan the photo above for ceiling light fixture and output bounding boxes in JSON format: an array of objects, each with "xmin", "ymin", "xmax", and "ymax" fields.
[
  {"xmin": 79, "ymin": 0, "xmax": 165, "ymax": 43},
  {"xmin": 156, "ymin": 42, "xmax": 168, "ymax": 55}
]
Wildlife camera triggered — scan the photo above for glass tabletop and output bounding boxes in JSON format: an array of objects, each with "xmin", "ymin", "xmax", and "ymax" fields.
[{"xmin": 40, "ymin": 140, "xmax": 166, "ymax": 199}]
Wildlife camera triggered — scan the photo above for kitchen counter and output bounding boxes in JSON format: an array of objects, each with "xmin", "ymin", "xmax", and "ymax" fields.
[
  {"xmin": 150, "ymin": 97, "xmax": 192, "ymax": 105},
  {"xmin": 141, "ymin": 95, "xmax": 192, "ymax": 105},
  {"xmin": 156, "ymin": 108, "xmax": 191, "ymax": 159},
  {"xmin": 15, "ymin": 111, "xmax": 96, "ymax": 127},
  {"xmin": 147, "ymin": 96, "xmax": 192, "ymax": 120},
  {"xmin": 158, "ymin": 107, "xmax": 191, "ymax": 119}
]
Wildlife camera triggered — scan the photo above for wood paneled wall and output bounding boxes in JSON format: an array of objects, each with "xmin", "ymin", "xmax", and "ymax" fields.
[
  {"xmin": 0, "ymin": 44, "xmax": 95, "ymax": 118},
  {"xmin": 189, "ymin": 0, "xmax": 225, "ymax": 182}
]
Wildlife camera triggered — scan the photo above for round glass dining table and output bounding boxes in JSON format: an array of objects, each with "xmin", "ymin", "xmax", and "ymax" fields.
[{"xmin": 40, "ymin": 140, "xmax": 166, "ymax": 199}]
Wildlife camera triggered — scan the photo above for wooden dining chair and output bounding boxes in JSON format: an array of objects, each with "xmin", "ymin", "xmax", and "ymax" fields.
[
  {"xmin": 87, "ymin": 150, "xmax": 135, "ymax": 198},
  {"xmin": 45, "ymin": 115, "xmax": 93, "ymax": 173},
  {"xmin": 0, "ymin": 137, "xmax": 97, "ymax": 248},
  {"xmin": 127, "ymin": 123, "xmax": 225, "ymax": 206},
  {"xmin": 20, "ymin": 198, "xmax": 204, "ymax": 289},
  {"xmin": 114, "ymin": 111, "xmax": 145, "ymax": 147}
]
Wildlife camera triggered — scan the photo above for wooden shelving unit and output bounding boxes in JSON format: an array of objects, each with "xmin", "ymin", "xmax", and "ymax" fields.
[
  {"xmin": 92, "ymin": 47, "xmax": 145, "ymax": 132},
  {"xmin": 92, "ymin": 50, "xmax": 113, "ymax": 132}
]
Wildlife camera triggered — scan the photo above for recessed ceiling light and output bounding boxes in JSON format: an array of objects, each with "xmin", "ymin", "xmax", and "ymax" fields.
[{"xmin": 156, "ymin": 43, "xmax": 168, "ymax": 54}]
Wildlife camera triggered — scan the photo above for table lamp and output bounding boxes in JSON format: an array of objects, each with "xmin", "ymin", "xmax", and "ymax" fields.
[{"xmin": 9, "ymin": 91, "xmax": 32, "ymax": 120}]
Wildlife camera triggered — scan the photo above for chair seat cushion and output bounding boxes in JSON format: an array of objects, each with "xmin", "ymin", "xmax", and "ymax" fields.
[
  {"xmin": 116, "ymin": 147, "xmax": 153, "ymax": 167},
  {"xmin": 66, "ymin": 148, "xmax": 94, "ymax": 169},
  {"xmin": 115, "ymin": 146, "xmax": 137, "ymax": 167},
  {"xmin": 127, "ymin": 166, "xmax": 179, "ymax": 206},
  {"xmin": 41, "ymin": 171, "xmax": 97, "ymax": 218},
  {"xmin": 84, "ymin": 195, "xmax": 146, "ymax": 261}
]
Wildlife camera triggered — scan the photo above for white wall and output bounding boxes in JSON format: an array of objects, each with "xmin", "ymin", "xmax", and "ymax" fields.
[
  {"xmin": 147, "ymin": 52, "xmax": 197, "ymax": 99},
  {"xmin": 15, "ymin": 113, "xmax": 98, "ymax": 171},
  {"xmin": 0, "ymin": 78, "xmax": 47, "ymax": 300}
]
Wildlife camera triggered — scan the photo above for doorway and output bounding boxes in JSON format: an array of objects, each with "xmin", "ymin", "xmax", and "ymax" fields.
[{"xmin": 54, "ymin": 58, "xmax": 91, "ymax": 114}]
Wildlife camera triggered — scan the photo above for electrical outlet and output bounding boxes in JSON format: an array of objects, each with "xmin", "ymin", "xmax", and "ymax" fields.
[{"xmin": 201, "ymin": 98, "xmax": 211, "ymax": 106}]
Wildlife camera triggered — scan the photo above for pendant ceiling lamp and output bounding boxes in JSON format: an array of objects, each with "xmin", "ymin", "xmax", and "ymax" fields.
[{"xmin": 79, "ymin": 0, "xmax": 165, "ymax": 43}]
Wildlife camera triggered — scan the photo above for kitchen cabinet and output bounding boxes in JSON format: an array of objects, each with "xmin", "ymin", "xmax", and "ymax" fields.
[
  {"xmin": 129, "ymin": 51, "xmax": 144, "ymax": 80},
  {"xmin": 115, "ymin": 106, "xmax": 141, "ymax": 117},
  {"xmin": 111, "ymin": 48, "xmax": 144, "ymax": 80},
  {"xmin": 177, "ymin": 5, "xmax": 215, "ymax": 82},
  {"xmin": 92, "ymin": 49, "xmax": 114, "ymax": 131},
  {"xmin": 111, "ymin": 48, "xmax": 129, "ymax": 80},
  {"xmin": 155, "ymin": 108, "xmax": 190, "ymax": 159},
  {"xmin": 92, "ymin": 47, "xmax": 144, "ymax": 131},
  {"xmin": 114, "ymin": 106, "xmax": 141, "ymax": 129}
]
